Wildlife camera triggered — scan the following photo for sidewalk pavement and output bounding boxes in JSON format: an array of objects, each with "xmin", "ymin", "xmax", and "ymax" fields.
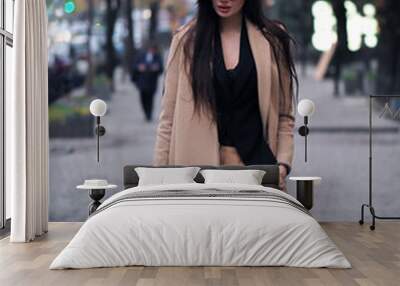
[
  {"xmin": 49, "ymin": 67, "xmax": 400, "ymax": 222},
  {"xmin": 298, "ymin": 69, "xmax": 398, "ymax": 129}
]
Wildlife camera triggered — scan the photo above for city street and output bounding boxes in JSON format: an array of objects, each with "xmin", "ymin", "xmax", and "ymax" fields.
[{"xmin": 49, "ymin": 67, "xmax": 400, "ymax": 222}]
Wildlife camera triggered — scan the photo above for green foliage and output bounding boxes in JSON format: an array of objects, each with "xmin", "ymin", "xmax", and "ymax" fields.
[
  {"xmin": 93, "ymin": 74, "xmax": 110, "ymax": 87},
  {"xmin": 49, "ymin": 98, "xmax": 91, "ymax": 123},
  {"xmin": 342, "ymin": 67, "xmax": 357, "ymax": 81},
  {"xmin": 366, "ymin": 69, "xmax": 376, "ymax": 81},
  {"xmin": 48, "ymin": 73, "xmax": 111, "ymax": 123}
]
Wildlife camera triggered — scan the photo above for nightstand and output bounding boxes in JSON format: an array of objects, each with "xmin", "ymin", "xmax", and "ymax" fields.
[
  {"xmin": 77, "ymin": 180, "xmax": 117, "ymax": 215},
  {"xmin": 289, "ymin": 177, "xmax": 321, "ymax": 210}
]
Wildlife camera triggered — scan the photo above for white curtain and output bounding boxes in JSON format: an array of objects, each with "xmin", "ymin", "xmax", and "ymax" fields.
[{"xmin": 7, "ymin": 0, "xmax": 49, "ymax": 242}]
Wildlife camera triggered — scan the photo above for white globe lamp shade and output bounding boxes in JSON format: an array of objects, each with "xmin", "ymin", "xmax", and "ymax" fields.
[
  {"xmin": 90, "ymin": 99, "xmax": 107, "ymax": 117},
  {"xmin": 297, "ymin": 99, "xmax": 315, "ymax": 117}
]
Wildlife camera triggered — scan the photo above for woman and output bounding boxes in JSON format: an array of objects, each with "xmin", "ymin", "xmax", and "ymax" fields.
[{"xmin": 153, "ymin": 0, "xmax": 298, "ymax": 190}]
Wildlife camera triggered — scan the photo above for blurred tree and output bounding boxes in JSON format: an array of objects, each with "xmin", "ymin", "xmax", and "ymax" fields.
[
  {"xmin": 299, "ymin": 1, "xmax": 313, "ymax": 75},
  {"xmin": 376, "ymin": 0, "xmax": 400, "ymax": 94},
  {"xmin": 86, "ymin": 0, "xmax": 95, "ymax": 95},
  {"xmin": 331, "ymin": 0, "xmax": 349, "ymax": 96},
  {"xmin": 149, "ymin": 1, "xmax": 160, "ymax": 41},
  {"xmin": 105, "ymin": 0, "xmax": 121, "ymax": 91},
  {"xmin": 124, "ymin": 0, "xmax": 136, "ymax": 82},
  {"xmin": 272, "ymin": 0, "xmax": 313, "ymax": 75}
]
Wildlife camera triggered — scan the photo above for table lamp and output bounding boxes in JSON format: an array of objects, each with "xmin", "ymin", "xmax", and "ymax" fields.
[
  {"xmin": 90, "ymin": 99, "xmax": 107, "ymax": 162},
  {"xmin": 297, "ymin": 99, "xmax": 315, "ymax": 162}
]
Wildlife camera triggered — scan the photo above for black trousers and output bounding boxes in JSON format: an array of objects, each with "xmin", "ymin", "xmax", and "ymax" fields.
[{"xmin": 139, "ymin": 89, "xmax": 155, "ymax": 121}]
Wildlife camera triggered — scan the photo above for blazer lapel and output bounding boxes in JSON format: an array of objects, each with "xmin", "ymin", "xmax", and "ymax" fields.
[{"xmin": 246, "ymin": 19, "xmax": 272, "ymax": 139}]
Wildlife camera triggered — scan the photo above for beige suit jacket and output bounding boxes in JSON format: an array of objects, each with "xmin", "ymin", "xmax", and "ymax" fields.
[{"xmin": 153, "ymin": 18, "xmax": 295, "ymax": 168}]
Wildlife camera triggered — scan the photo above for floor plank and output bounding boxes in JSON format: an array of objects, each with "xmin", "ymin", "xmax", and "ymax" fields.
[{"xmin": 0, "ymin": 222, "xmax": 399, "ymax": 286}]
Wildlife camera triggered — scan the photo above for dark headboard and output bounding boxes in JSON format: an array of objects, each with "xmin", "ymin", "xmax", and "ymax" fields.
[{"xmin": 123, "ymin": 165, "xmax": 280, "ymax": 190}]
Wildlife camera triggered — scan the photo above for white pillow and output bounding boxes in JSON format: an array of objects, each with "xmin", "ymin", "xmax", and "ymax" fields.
[
  {"xmin": 135, "ymin": 167, "xmax": 200, "ymax": 186},
  {"xmin": 200, "ymin": 169, "xmax": 266, "ymax": 185}
]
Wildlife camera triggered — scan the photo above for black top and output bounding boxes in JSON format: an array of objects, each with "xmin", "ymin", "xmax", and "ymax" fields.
[{"xmin": 213, "ymin": 18, "xmax": 276, "ymax": 165}]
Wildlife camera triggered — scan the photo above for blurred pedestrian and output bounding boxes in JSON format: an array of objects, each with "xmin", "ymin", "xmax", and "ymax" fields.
[{"xmin": 131, "ymin": 42, "xmax": 163, "ymax": 122}]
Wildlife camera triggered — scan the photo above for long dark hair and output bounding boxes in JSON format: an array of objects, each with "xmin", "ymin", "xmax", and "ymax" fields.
[{"xmin": 182, "ymin": 0, "xmax": 298, "ymax": 120}]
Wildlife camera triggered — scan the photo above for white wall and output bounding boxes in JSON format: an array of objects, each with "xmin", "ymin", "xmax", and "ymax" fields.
[{"xmin": 5, "ymin": 44, "xmax": 13, "ymax": 220}]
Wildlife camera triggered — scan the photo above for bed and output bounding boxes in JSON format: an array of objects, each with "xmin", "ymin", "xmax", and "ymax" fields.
[{"xmin": 50, "ymin": 165, "xmax": 350, "ymax": 269}]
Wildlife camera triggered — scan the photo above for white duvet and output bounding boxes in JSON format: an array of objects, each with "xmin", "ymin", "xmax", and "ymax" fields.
[{"xmin": 50, "ymin": 183, "xmax": 351, "ymax": 269}]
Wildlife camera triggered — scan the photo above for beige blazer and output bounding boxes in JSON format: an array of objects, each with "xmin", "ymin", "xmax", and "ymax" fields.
[{"xmin": 153, "ymin": 18, "xmax": 295, "ymax": 168}]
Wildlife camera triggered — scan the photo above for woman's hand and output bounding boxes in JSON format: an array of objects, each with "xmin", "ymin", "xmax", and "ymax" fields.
[{"xmin": 278, "ymin": 165, "xmax": 288, "ymax": 191}]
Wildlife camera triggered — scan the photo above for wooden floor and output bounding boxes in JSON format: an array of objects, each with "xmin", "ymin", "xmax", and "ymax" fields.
[{"xmin": 0, "ymin": 222, "xmax": 399, "ymax": 286}]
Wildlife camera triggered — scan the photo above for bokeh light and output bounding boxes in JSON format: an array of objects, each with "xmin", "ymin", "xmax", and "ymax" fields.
[
  {"xmin": 363, "ymin": 4, "xmax": 376, "ymax": 17},
  {"xmin": 312, "ymin": 1, "xmax": 379, "ymax": 51},
  {"xmin": 64, "ymin": 1, "xmax": 76, "ymax": 15}
]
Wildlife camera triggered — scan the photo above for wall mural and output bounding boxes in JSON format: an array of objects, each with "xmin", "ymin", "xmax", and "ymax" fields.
[{"xmin": 46, "ymin": 1, "xmax": 400, "ymax": 223}]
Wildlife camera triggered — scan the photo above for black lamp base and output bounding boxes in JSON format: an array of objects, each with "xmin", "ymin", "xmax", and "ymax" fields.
[
  {"xmin": 88, "ymin": 189, "xmax": 105, "ymax": 215},
  {"xmin": 296, "ymin": 181, "xmax": 314, "ymax": 210}
]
